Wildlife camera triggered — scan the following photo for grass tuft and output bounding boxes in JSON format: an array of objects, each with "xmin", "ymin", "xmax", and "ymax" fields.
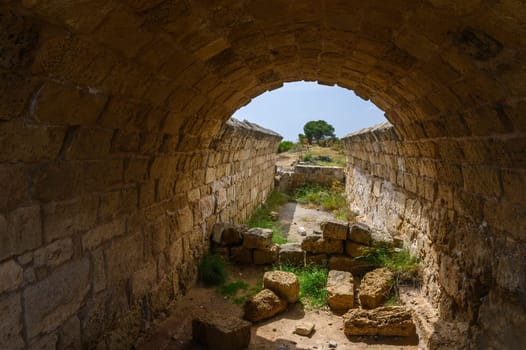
[
  {"xmin": 294, "ymin": 182, "xmax": 356, "ymax": 222},
  {"xmin": 280, "ymin": 265, "xmax": 328, "ymax": 308},
  {"xmin": 218, "ymin": 280, "xmax": 248, "ymax": 297},
  {"xmin": 198, "ymin": 254, "xmax": 227, "ymax": 286},
  {"xmin": 247, "ymin": 190, "xmax": 290, "ymax": 244}
]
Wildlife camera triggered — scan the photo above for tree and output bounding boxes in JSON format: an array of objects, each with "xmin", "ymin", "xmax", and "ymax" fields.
[{"xmin": 303, "ymin": 120, "xmax": 336, "ymax": 145}]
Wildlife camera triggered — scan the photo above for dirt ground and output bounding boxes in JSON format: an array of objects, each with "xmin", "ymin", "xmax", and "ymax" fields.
[
  {"xmin": 276, "ymin": 146, "xmax": 346, "ymax": 171},
  {"xmin": 137, "ymin": 204, "xmax": 421, "ymax": 349},
  {"xmin": 136, "ymin": 263, "xmax": 419, "ymax": 350}
]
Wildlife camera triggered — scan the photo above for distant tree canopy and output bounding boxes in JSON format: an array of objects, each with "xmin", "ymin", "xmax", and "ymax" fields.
[
  {"xmin": 303, "ymin": 120, "xmax": 336, "ymax": 144},
  {"xmin": 277, "ymin": 140, "xmax": 294, "ymax": 153}
]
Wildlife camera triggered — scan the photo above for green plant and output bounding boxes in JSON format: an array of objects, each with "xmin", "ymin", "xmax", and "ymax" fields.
[
  {"xmin": 278, "ymin": 140, "xmax": 295, "ymax": 153},
  {"xmin": 280, "ymin": 265, "xmax": 328, "ymax": 307},
  {"xmin": 233, "ymin": 284, "xmax": 263, "ymax": 305},
  {"xmin": 218, "ymin": 280, "xmax": 248, "ymax": 297},
  {"xmin": 357, "ymin": 243, "xmax": 421, "ymax": 284},
  {"xmin": 294, "ymin": 182, "xmax": 355, "ymax": 221},
  {"xmin": 247, "ymin": 191, "xmax": 290, "ymax": 244},
  {"xmin": 302, "ymin": 151, "xmax": 313, "ymax": 162},
  {"xmin": 198, "ymin": 254, "xmax": 227, "ymax": 286}
]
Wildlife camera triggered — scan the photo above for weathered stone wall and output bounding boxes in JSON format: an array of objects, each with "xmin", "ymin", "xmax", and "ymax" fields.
[
  {"xmin": 342, "ymin": 123, "xmax": 526, "ymax": 349},
  {"xmin": 276, "ymin": 165, "xmax": 345, "ymax": 193},
  {"xmin": 0, "ymin": 117, "xmax": 280, "ymax": 349}
]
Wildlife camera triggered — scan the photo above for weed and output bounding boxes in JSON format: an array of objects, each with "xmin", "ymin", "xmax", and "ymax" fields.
[
  {"xmin": 357, "ymin": 243, "xmax": 421, "ymax": 284},
  {"xmin": 233, "ymin": 284, "xmax": 263, "ymax": 305},
  {"xmin": 218, "ymin": 280, "xmax": 248, "ymax": 297},
  {"xmin": 247, "ymin": 191, "xmax": 290, "ymax": 244},
  {"xmin": 198, "ymin": 254, "xmax": 227, "ymax": 286},
  {"xmin": 302, "ymin": 151, "xmax": 313, "ymax": 162},
  {"xmin": 280, "ymin": 265, "xmax": 328, "ymax": 307},
  {"xmin": 294, "ymin": 182, "xmax": 356, "ymax": 221}
]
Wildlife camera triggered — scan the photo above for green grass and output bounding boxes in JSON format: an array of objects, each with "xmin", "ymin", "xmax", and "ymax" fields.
[
  {"xmin": 218, "ymin": 280, "xmax": 248, "ymax": 296},
  {"xmin": 280, "ymin": 265, "xmax": 329, "ymax": 308},
  {"xmin": 198, "ymin": 254, "xmax": 227, "ymax": 286},
  {"xmin": 294, "ymin": 182, "xmax": 356, "ymax": 221},
  {"xmin": 357, "ymin": 243, "xmax": 421, "ymax": 284},
  {"xmin": 217, "ymin": 279, "xmax": 264, "ymax": 305},
  {"xmin": 247, "ymin": 190, "xmax": 290, "ymax": 244}
]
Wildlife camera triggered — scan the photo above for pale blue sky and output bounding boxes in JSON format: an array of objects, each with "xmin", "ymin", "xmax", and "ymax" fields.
[{"xmin": 232, "ymin": 81, "xmax": 387, "ymax": 141}]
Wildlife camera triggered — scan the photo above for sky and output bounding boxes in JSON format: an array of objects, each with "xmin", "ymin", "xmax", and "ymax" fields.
[{"xmin": 231, "ymin": 81, "xmax": 387, "ymax": 141}]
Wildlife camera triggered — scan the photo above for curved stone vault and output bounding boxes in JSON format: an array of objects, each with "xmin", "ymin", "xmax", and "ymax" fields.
[{"xmin": 0, "ymin": 1, "xmax": 525, "ymax": 349}]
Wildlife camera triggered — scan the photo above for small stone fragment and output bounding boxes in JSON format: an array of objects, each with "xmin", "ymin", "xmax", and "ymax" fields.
[
  {"xmin": 294, "ymin": 322, "xmax": 315, "ymax": 336},
  {"xmin": 328, "ymin": 339, "xmax": 337, "ymax": 348}
]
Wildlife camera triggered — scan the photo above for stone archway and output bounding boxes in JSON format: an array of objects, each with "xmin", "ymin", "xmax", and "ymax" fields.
[{"xmin": 1, "ymin": 1, "xmax": 525, "ymax": 349}]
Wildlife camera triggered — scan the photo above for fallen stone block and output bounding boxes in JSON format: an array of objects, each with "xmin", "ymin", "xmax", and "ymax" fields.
[
  {"xmin": 359, "ymin": 267, "xmax": 394, "ymax": 309},
  {"xmin": 301, "ymin": 235, "xmax": 343, "ymax": 254},
  {"xmin": 327, "ymin": 270, "xmax": 354, "ymax": 312},
  {"xmin": 192, "ymin": 312, "xmax": 251, "ymax": 350},
  {"xmin": 328, "ymin": 256, "xmax": 375, "ymax": 276},
  {"xmin": 321, "ymin": 220, "xmax": 348, "ymax": 240},
  {"xmin": 253, "ymin": 245, "xmax": 279, "ymax": 265},
  {"xmin": 345, "ymin": 241, "xmax": 367, "ymax": 258},
  {"xmin": 263, "ymin": 271, "xmax": 300, "ymax": 303},
  {"xmin": 230, "ymin": 246, "xmax": 252, "ymax": 264},
  {"xmin": 244, "ymin": 289, "xmax": 287, "ymax": 322},
  {"xmin": 348, "ymin": 222, "xmax": 372, "ymax": 245},
  {"xmin": 243, "ymin": 228, "xmax": 273, "ymax": 249},
  {"xmin": 343, "ymin": 306, "xmax": 416, "ymax": 337},
  {"xmin": 279, "ymin": 243, "xmax": 305, "ymax": 266}
]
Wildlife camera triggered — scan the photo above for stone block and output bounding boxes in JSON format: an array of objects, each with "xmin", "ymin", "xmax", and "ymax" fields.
[
  {"xmin": 305, "ymin": 253, "xmax": 328, "ymax": 266},
  {"xmin": 32, "ymin": 162, "xmax": 83, "ymax": 201},
  {"xmin": 0, "ymin": 293, "xmax": 24, "ymax": 349},
  {"xmin": 294, "ymin": 322, "xmax": 315, "ymax": 336},
  {"xmin": 105, "ymin": 232, "xmax": 143, "ymax": 284},
  {"xmin": 0, "ymin": 121, "xmax": 65, "ymax": 162},
  {"xmin": 34, "ymin": 81, "xmax": 107, "ymax": 126},
  {"xmin": 211, "ymin": 223, "xmax": 245, "ymax": 246},
  {"xmin": 301, "ymin": 235, "xmax": 343, "ymax": 254},
  {"xmin": 23, "ymin": 258, "xmax": 90, "ymax": 338},
  {"xmin": 63, "ymin": 127, "xmax": 113, "ymax": 160},
  {"xmin": 327, "ymin": 270, "xmax": 354, "ymax": 312},
  {"xmin": 231, "ymin": 246, "xmax": 253, "ymax": 264},
  {"xmin": 343, "ymin": 306, "xmax": 416, "ymax": 337},
  {"xmin": 345, "ymin": 241, "xmax": 368, "ymax": 257},
  {"xmin": 0, "ymin": 260, "xmax": 23, "ymax": 294},
  {"xmin": 243, "ymin": 289, "xmax": 287, "ymax": 322},
  {"xmin": 321, "ymin": 219, "xmax": 349, "ymax": 240},
  {"xmin": 329, "ymin": 256, "xmax": 375, "ymax": 276},
  {"xmin": 33, "ymin": 238, "xmax": 73, "ymax": 268},
  {"xmin": 359, "ymin": 268, "xmax": 394, "ymax": 309},
  {"xmin": 253, "ymin": 245, "xmax": 279, "ymax": 265},
  {"xmin": 29, "ymin": 333, "xmax": 58, "ymax": 350},
  {"xmin": 91, "ymin": 248, "xmax": 106, "ymax": 293},
  {"xmin": 82, "ymin": 218, "xmax": 125, "ymax": 251},
  {"xmin": 1, "ymin": 206, "xmax": 42, "ymax": 261},
  {"xmin": 242, "ymin": 228, "xmax": 272, "ymax": 249},
  {"xmin": 131, "ymin": 261, "xmax": 157, "ymax": 301},
  {"xmin": 279, "ymin": 243, "xmax": 305, "ymax": 266},
  {"xmin": 192, "ymin": 312, "xmax": 251, "ymax": 350},
  {"xmin": 43, "ymin": 195, "xmax": 98, "ymax": 242},
  {"xmin": 348, "ymin": 222, "xmax": 372, "ymax": 245},
  {"xmin": 0, "ymin": 164, "xmax": 26, "ymax": 211},
  {"xmin": 263, "ymin": 271, "xmax": 299, "ymax": 303},
  {"xmin": 59, "ymin": 316, "xmax": 81, "ymax": 350}
]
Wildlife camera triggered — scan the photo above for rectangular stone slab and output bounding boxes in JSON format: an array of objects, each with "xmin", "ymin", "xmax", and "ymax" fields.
[{"xmin": 192, "ymin": 312, "xmax": 252, "ymax": 350}]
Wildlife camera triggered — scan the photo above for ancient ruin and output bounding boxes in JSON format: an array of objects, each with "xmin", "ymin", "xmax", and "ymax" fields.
[{"xmin": 1, "ymin": 1, "xmax": 525, "ymax": 349}]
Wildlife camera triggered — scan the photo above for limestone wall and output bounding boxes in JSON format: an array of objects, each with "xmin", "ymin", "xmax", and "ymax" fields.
[
  {"xmin": 342, "ymin": 123, "xmax": 526, "ymax": 349},
  {"xmin": 276, "ymin": 165, "xmax": 345, "ymax": 193},
  {"xmin": 0, "ymin": 118, "xmax": 280, "ymax": 349}
]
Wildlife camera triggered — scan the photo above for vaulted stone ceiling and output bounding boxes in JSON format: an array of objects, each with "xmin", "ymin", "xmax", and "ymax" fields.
[{"xmin": 3, "ymin": 0, "xmax": 525, "ymax": 149}]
